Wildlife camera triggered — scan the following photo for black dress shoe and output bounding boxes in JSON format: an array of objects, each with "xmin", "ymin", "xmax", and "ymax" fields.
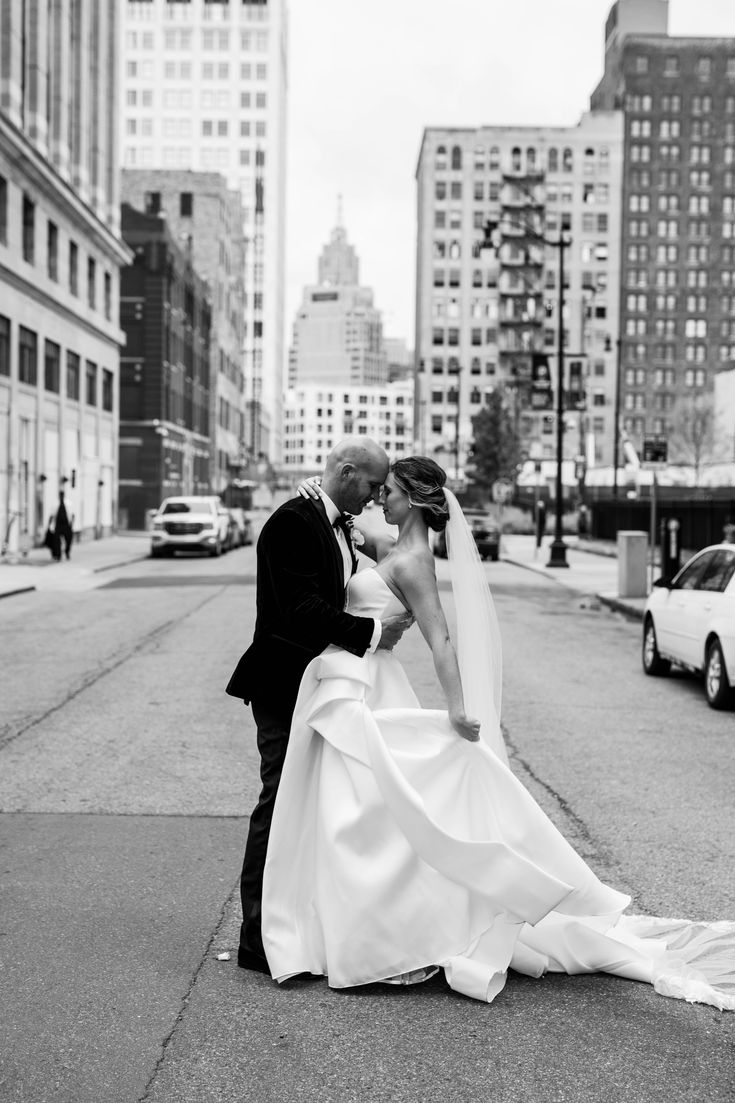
[{"xmin": 237, "ymin": 946, "xmax": 271, "ymax": 974}]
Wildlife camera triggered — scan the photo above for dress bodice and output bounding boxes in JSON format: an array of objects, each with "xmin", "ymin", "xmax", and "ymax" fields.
[{"xmin": 346, "ymin": 567, "xmax": 408, "ymax": 619}]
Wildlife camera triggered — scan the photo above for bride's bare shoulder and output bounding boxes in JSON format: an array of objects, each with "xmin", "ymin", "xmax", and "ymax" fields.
[{"xmin": 392, "ymin": 545, "xmax": 437, "ymax": 584}]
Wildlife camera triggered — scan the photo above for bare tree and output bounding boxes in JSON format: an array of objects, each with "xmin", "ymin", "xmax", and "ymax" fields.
[{"xmin": 667, "ymin": 395, "xmax": 729, "ymax": 484}]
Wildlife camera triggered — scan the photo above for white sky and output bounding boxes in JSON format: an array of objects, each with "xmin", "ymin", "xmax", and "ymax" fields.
[{"xmin": 285, "ymin": 0, "xmax": 735, "ymax": 349}]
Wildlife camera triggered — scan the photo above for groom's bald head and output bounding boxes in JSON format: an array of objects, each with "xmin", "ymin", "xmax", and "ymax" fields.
[{"xmin": 322, "ymin": 437, "xmax": 389, "ymax": 515}]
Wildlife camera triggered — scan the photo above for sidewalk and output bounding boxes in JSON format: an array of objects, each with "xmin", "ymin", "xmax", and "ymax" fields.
[
  {"xmin": 0, "ymin": 531, "xmax": 151, "ymax": 599},
  {"xmin": 500, "ymin": 533, "xmax": 647, "ymax": 621}
]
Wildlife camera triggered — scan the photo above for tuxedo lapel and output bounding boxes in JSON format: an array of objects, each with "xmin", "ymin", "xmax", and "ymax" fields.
[
  {"xmin": 308, "ymin": 497, "xmax": 345, "ymax": 598},
  {"xmin": 346, "ymin": 535, "xmax": 358, "ymax": 577}
]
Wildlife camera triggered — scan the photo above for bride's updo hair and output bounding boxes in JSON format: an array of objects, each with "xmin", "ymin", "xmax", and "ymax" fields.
[{"xmin": 390, "ymin": 456, "xmax": 449, "ymax": 532}]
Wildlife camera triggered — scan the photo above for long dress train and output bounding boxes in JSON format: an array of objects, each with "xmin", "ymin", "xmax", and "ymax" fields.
[{"xmin": 261, "ymin": 568, "xmax": 735, "ymax": 1008}]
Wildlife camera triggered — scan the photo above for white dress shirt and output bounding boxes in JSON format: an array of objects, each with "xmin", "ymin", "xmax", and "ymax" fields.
[{"xmin": 319, "ymin": 490, "xmax": 381, "ymax": 653}]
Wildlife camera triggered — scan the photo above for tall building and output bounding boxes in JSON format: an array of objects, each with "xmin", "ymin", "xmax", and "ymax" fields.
[
  {"xmin": 385, "ymin": 337, "xmax": 414, "ymax": 382},
  {"xmin": 288, "ymin": 215, "xmax": 388, "ymax": 388},
  {"xmin": 282, "ymin": 380, "xmax": 413, "ymax": 478},
  {"xmin": 121, "ymin": 0, "xmax": 288, "ymax": 464},
  {"xmin": 414, "ymin": 114, "xmax": 623, "ymax": 482},
  {"xmin": 119, "ymin": 204, "xmax": 212, "ymax": 527},
  {"xmin": 591, "ymin": 0, "xmax": 735, "ymax": 463},
  {"xmin": 120, "ymin": 169, "xmax": 247, "ymax": 495},
  {"xmin": 0, "ymin": 1, "xmax": 131, "ymax": 553}
]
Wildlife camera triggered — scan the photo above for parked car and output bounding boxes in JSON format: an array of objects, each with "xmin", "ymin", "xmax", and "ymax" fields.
[
  {"xmin": 642, "ymin": 543, "xmax": 735, "ymax": 709},
  {"xmin": 219, "ymin": 507, "xmax": 239, "ymax": 552},
  {"xmin": 433, "ymin": 510, "xmax": 501, "ymax": 561},
  {"xmin": 150, "ymin": 496, "xmax": 229, "ymax": 558},
  {"xmin": 226, "ymin": 507, "xmax": 254, "ymax": 547}
]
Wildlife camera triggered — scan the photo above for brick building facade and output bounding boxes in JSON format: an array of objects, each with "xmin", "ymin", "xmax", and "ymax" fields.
[{"xmin": 119, "ymin": 204, "xmax": 212, "ymax": 528}]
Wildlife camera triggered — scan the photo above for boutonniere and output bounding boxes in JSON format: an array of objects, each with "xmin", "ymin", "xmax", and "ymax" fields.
[{"xmin": 343, "ymin": 515, "xmax": 365, "ymax": 549}]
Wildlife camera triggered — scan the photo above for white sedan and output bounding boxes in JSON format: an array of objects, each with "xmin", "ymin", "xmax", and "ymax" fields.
[{"xmin": 642, "ymin": 543, "xmax": 735, "ymax": 709}]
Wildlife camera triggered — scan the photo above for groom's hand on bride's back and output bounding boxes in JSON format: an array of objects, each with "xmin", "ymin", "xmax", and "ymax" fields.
[{"xmin": 376, "ymin": 612, "xmax": 414, "ymax": 650}]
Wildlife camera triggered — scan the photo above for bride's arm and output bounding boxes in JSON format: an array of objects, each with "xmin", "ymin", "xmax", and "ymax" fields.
[{"xmin": 393, "ymin": 553, "xmax": 480, "ymax": 742}]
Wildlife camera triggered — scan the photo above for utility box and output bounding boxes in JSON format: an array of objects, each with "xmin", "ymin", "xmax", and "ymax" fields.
[{"xmin": 617, "ymin": 530, "xmax": 648, "ymax": 598}]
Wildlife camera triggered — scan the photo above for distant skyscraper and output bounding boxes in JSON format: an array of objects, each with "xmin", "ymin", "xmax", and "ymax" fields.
[
  {"xmin": 121, "ymin": 0, "xmax": 288, "ymax": 464},
  {"xmin": 289, "ymin": 213, "xmax": 388, "ymax": 388},
  {"xmin": 591, "ymin": 0, "xmax": 735, "ymax": 462},
  {"xmin": 0, "ymin": 0, "xmax": 130, "ymax": 552},
  {"xmin": 318, "ymin": 199, "xmax": 360, "ymax": 286},
  {"xmin": 385, "ymin": 337, "xmax": 414, "ymax": 382}
]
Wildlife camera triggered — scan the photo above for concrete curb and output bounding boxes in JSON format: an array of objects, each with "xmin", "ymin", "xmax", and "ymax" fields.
[
  {"xmin": 597, "ymin": 593, "xmax": 645, "ymax": 622},
  {"xmin": 502, "ymin": 554, "xmax": 646, "ymax": 623},
  {"xmin": 501, "ymin": 555, "xmax": 578, "ymax": 589},
  {"xmin": 92, "ymin": 553, "xmax": 151, "ymax": 574},
  {"xmin": 0, "ymin": 585, "xmax": 36, "ymax": 601}
]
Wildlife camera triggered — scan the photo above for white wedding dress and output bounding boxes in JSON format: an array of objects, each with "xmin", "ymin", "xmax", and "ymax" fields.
[{"xmin": 262, "ymin": 567, "xmax": 735, "ymax": 1008}]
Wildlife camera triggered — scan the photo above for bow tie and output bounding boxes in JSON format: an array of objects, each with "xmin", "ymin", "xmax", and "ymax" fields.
[{"xmin": 333, "ymin": 513, "xmax": 352, "ymax": 534}]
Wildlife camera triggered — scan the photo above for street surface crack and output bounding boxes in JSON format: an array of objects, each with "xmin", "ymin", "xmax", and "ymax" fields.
[
  {"xmin": 0, "ymin": 588, "xmax": 224, "ymax": 751},
  {"xmin": 503, "ymin": 723, "xmax": 609, "ymax": 859},
  {"xmin": 137, "ymin": 878, "xmax": 240, "ymax": 1103}
]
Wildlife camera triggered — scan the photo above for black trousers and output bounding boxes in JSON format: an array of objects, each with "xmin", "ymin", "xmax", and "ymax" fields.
[{"xmin": 239, "ymin": 699, "xmax": 292, "ymax": 955}]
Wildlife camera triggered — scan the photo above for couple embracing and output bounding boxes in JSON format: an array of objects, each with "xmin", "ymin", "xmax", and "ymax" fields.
[{"xmin": 226, "ymin": 438, "xmax": 735, "ymax": 1008}]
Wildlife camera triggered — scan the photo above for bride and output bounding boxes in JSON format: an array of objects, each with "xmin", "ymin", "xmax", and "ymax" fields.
[{"xmin": 261, "ymin": 456, "xmax": 735, "ymax": 1008}]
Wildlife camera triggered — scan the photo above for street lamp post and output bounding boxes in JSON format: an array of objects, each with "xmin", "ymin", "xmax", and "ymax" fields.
[
  {"xmin": 612, "ymin": 337, "xmax": 623, "ymax": 500},
  {"xmin": 453, "ymin": 367, "xmax": 461, "ymax": 482},
  {"xmin": 546, "ymin": 232, "xmax": 569, "ymax": 568}
]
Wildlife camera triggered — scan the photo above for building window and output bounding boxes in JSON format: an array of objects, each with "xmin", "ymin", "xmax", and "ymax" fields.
[
  {"xmin": 0, "ymin": 175, "xmax": 6, "ymax": 244},
  {"xmin": 69, "ymin": 241, "xmax": 78, "ymax": 295},
  {"xmin": 144, "ymin": 191, "xmax": 161, "ymax": 215},
  {"xmin": 47, "ymin": 220, "xmax": 58, "ymax": 281},
  {"xmin": 66, "ymin": 352, "xmax": 80, "ymax": 400},
  {"xmin": 22, "ymin": 194, "xmax": 35, "ymax": 263},
  {"xmin": 0, "ymin": 315, "xmax": 9, "ymax": 376},
  {"xmin": 18, "ymin": 326, "xmax": 37, "ymax": 385},
  {"xmin": 102, "ymin": 369, "xmax": 114, "ymax": 412},
  {"xmin": 44, "ymin": 340, "xmax": 60, "ymax": 393},
  {"xmin": 451, "ymin": 145, "xmax": 462, "ymax": 170},
  {"xmin": 87, "ymin": 257, "xmax": 96, "ymax": 309},
  {"xmin": 85, "ymin": 360, "xmax": 97, "ymax": 406},
  {"xmin": 104, "ymin": 272, "xmax": 112, "ymax": 320}
]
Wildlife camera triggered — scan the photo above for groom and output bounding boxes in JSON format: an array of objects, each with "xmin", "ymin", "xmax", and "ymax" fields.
[{"xmin": 226, "ymin": 437, "xmax": 412, "ymax": 974}]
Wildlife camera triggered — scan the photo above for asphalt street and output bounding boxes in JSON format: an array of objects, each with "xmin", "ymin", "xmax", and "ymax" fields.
[{"xmin": 1, "ymin": 542, "xmax": 733, "ymax": 1103}]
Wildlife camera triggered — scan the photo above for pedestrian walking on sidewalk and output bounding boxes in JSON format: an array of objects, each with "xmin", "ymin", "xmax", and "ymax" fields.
[{"xmin": 53, "ymin": 491, "xmax": 74, "ymax": 561}]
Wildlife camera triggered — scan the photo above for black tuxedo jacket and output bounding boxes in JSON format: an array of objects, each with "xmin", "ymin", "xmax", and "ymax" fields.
[{"xmin": 225, "ymin": 496, "xmax": 375, "ymax": 714}]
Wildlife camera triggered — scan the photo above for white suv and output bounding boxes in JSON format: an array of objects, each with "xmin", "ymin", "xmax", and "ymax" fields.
[{"xmin": 150, "ymin": 496, "xmax": 229, "ymax": 558}]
